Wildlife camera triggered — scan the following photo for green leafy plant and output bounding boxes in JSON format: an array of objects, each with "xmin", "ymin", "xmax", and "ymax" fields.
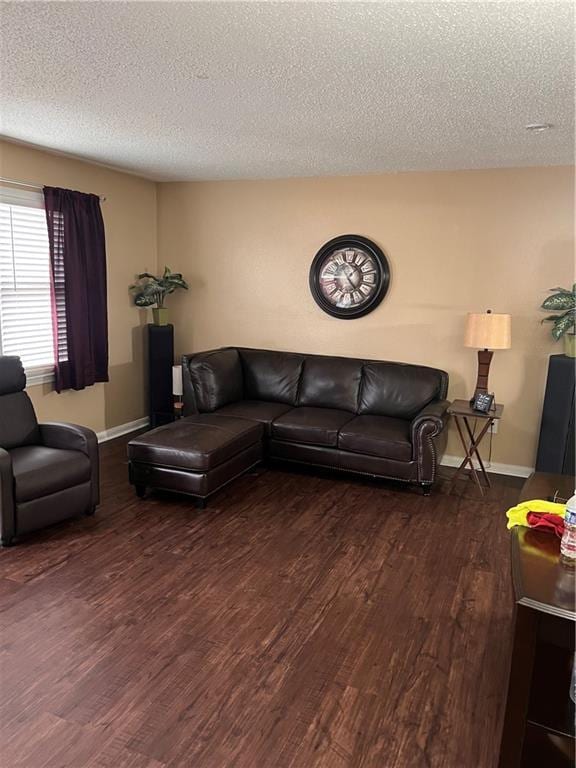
[
  {"xmin": 541, "ymin": 285, "xmax": 576, "ymax": 340},
  {"xmin": 130, "ymin": 266, "xmax": 188, "ymax": 308}
]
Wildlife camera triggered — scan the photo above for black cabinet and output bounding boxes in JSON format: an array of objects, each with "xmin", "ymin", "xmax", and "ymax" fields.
[
  {"xmin": 147, "ymin": 324, "xmax": 174, "ymax": 428},
  {"xmin": 536, "ymin": 355, "xmax": 575, "ymax": 475}
]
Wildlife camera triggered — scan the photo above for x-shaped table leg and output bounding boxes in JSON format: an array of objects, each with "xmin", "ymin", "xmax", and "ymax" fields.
[
  {"xmin": 463, "ymin": 417, "xmax": 492, "ymax": 486},
  {"xmin": 451, "ymin": 415, "xmax": 494, "ymax": 493}
]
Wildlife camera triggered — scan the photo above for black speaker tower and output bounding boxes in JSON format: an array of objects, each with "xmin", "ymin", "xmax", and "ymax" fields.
[
  {"xmin": 535, "ymin": 354, "xmax": 575, "ymax": 475},
  {"xmin": 147, "ymin": 323, "xmax": 175, "ymax": 428}
]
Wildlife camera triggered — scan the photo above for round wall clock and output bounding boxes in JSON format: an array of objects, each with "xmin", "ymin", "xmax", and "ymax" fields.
[{"xmin": 309, "ymin": 235, "xmax": 390, "ymax": 319}]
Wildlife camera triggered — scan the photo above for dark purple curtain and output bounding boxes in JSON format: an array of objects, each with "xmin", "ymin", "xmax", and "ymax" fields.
[{"xmin": 43, "ymin": 187, "xmax": 109, "ymax": 392}]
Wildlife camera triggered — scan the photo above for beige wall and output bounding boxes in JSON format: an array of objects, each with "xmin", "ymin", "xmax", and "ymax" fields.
[
  {"xmin": 0, "ymin": 140, "xmax": 157, "ymax": 433},
  {"xmin": 0, "ymin": 142, "xmax": 572, "ymax": 469},
  {"xmin": 158, "ymin": 167, "xmax": 574, "ymax": 469}
]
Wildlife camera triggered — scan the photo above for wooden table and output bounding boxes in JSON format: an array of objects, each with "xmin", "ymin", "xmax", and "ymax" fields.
[
  {"xmin": 447, "ymin": 398, "xmax": 504, "ymax": 494},
  {"xmin": 499, "ymin": 472, "xmax": 575, "ymax": 768}
]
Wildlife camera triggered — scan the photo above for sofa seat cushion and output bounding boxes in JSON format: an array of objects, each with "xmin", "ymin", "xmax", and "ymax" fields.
[
  {"xmin": 127, "ymin": 414, "xmax": 263, "ymax": 472},
  {"xmin": 338, "ymin": 415, "xmax": 412, "ymax": 462},
  {"xmin": 215, "ymin": 401, "xmax": 293, "ymax": 435},
  {"xmin": 11, "ymin": 445, "xmax": 91, "ymax": 503},
  {"xmin": 271, "ymin": 407, "xmax": 355, "ymax": 448}
]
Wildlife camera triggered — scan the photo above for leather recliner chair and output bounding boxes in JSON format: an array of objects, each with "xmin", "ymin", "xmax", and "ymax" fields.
[{"xmin": 0, "ymin": 356, "xmax": 100, "ymax": 546}]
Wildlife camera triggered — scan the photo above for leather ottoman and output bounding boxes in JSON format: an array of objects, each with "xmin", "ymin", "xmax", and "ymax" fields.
[{"xmin": 127, "ymin": 414, "xmax": 263, "ymax": 507}]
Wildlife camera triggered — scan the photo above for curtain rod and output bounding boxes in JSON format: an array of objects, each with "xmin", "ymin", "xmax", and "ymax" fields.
[{"xmin": 0, "ymin": 176, "xmax": 106, "ymax": 202}]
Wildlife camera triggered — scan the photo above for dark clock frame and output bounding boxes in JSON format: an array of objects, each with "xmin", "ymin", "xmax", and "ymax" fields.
[{"xmin": 309, "ymin": 234, "xmax": 390, "ymax": 319}]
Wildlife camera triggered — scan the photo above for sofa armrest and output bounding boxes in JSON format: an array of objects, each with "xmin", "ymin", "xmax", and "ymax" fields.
[
  {"xmin": 0, "ymin": 447, "xmax": 15, "ymax": 545},
  {"xmin": 410, "ymin": 399, "xmax": 450, "ymax": 441},
  {"xmin": 40, "ymin": 423, "xmax": 100, "ymax": 508},
  {"xmin": 410, "ymin": 400, "xmax": 450, "ymax": 484},
  {"xmin": 181, "ymin": 354, "xmax": 199, "ymax": 416}
]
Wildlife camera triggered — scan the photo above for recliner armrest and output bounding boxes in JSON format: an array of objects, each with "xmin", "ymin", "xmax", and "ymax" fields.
[
  {"xmin": 40, "ymin": 422, "xmax": 97, "ymax": 456},
  {"xmin": 0, "ymin": 447, "xmax": 15, "ymax": 545},
  {"xmin": 410, "ymin": 399, "xmax": 450, "ymax": 443},
  {"xmin": 40, "ymin": 423, "xmax": 100, "ymax": 508}
]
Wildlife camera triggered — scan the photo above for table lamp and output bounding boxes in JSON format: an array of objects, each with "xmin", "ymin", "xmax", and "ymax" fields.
[
  {"xmin": 464, "ymin": 310, "xmax": 511, "ymax": 402},
  {"xmin": 172, "ymin": 364, "xmax": 183, "ymax": 416}
]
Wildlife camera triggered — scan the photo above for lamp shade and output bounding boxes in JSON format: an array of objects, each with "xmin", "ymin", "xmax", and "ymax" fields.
[
  {"xmin": 464, "ymin": 312, "xmax": 511, "ymax": 350},
  {"xmin": 172, "ymin": 364, "xmax": 183, "ymax": 396}
]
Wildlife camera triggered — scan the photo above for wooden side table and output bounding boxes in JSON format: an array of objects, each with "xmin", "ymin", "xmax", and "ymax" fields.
[
  {"xmin": 447, "ymin": 398, "xmax": 504, "ymax": 494},
  {"xmin": 498, "ymin": 472, "xmax": 575, "ymax": 768}
]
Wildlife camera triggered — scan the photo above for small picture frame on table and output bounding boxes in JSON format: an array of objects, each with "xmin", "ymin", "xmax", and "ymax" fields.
[{"xmin": 471, "ymin": 392, "xmax": 495, "ymax": 414}]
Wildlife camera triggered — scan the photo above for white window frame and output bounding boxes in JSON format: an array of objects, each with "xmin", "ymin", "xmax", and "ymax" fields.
[{"xmin": 0, "ymin": 186, "xmax": 55, "ymax": 386}]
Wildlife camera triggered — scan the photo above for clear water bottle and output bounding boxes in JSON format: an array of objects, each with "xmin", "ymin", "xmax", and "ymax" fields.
[{"xmin": 560, "ymin": 491, "xmax": 576, "ymax": 562}]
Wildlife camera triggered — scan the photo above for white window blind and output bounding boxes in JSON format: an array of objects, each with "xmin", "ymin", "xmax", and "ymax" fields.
[{"xmin": 0, "ymin": 188, "xmax": 55, "ymax": 380}]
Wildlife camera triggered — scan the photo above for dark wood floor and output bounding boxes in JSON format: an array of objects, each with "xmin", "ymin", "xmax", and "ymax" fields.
[{"xmin": 0, "ymin": 434, "xmax": 523, "ymax": 768}]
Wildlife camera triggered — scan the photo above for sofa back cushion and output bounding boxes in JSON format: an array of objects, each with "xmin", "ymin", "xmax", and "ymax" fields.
[
  {"xmin": 298, "ymin": 356, "xmax": 363, "ymax": 412},
  {"xmin": 239, "ymin": 349, "xmax": 304, "ymax": 405},
  {"xmin": 187, "ymin": 348, "xmax": 243, "ymax": 412},
  {"xmin": 359, "ymin": 362, "xmax": 445, "ymax": 419}
]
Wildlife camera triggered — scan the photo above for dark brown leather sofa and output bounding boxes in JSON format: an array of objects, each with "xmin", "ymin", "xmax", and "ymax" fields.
[
  {"xmin": 180, "ymin": 347, "xmax": 449, "ymax": 493},
  {"xmin": 0, "ymin": 356, "xmax": 100, "ymax": 546}
]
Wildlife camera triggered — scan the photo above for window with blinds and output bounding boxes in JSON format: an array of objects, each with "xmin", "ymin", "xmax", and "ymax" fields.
[{"xmin": 0, "ymin": 187, "xmax": 56, "ymax": 381}]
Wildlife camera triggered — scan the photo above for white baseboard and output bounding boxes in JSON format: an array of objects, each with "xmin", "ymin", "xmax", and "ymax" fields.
[
  {"xmin": 440, "ymin": 454, "xmax": 533, "ymax": 479},
  {"xmin": 96, "ymin": 417, "xmax": 149, "ymax": 444}
]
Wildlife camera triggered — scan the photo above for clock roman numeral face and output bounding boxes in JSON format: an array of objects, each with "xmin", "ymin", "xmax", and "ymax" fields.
[
  {"xmin": 318, "ymin": 247, "xmax": 379, "ymax": 309},
  {"xmin": 310, "ymin": 235, "xmax": 390, "ymax": 319}
]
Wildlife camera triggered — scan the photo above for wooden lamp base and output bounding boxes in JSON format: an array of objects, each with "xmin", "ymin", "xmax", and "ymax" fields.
[{"xmin": 471, "ymin": 349, "xmax": 493, "ymax": 402}]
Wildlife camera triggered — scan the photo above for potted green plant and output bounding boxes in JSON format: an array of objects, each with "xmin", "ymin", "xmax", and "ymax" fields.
[
  {"xmin": 130, "ymin": 266, "xmax": 189, "ymax": 325},
  {"xmin": 541, "ymin": 285, "xmax": 576, "ymax": 358}
]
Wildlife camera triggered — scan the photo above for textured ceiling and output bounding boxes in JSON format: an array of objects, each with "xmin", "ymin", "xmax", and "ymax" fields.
[{"xmin": 0, "ymin": 1, "xmax": 574, "ymax": 181}]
